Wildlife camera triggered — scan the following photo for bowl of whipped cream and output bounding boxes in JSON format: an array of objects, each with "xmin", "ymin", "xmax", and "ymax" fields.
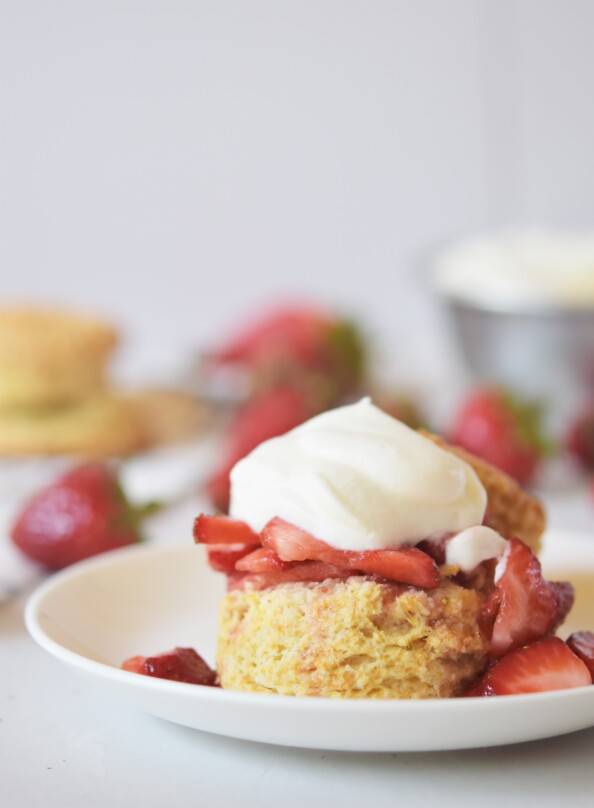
[{"xmin": 432, "ymin": 230, "xmax": 594, "ymax": 421}]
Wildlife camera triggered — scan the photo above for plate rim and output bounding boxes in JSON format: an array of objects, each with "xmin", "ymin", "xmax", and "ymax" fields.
[{"xmin": 25, "ymin": 539, "xmax": 594, "ymax": 715}]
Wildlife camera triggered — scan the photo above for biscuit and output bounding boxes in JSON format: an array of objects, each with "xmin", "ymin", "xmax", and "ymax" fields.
[
  {"xmin": 217, "ymin": 577, "xmax": 487, "ymax": 698},
  {"xmin": 0, "ymin": 307, "xmax": 117, "ymax": 409},
  {"xmin": 421, "ymin": 431, "xmax": 545, "ymax": 554},
  {"xmin": 0, "ymin": 394, "xmax": 146, "ymax": 457}
]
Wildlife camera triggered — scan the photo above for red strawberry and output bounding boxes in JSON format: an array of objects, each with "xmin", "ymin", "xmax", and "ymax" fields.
[
  {"xmin": 194, "ymin": 514, "xmax": 262, "ymax": 573},
  {"xmin": 466, "ymin": 637, "xmax": 591, "ymax": 696},
  {"xmin": 193, "ymin": 514, "xmax": 260, "ymax": 546},
  {"xmin": 206, "ymin": 386, "xmax": 314, "ymax": 512},
  {"xmin": 11, "ymin": 463, "xmax": 153, "ymax": 570},
  {"xmin": 488, "ymin": 539, "xmax": 573, "ymax": 658},
  {"xmin": 205, "ymin": 546, "xmax": 255, "ymax": 574},
  {"xmin": 566, "ymin": 409, "xmax": 594, "ymax": 470},
  {"xmin": 450, "ymin": 387, "xmax": 548, "ymax": 486},
  {"xmin": 122, "ymin": 647, "xmax": 217, "ymax": 686},
  {"xmin": 567, "ymin": 632, "xmax": 594, "ymax": 679},
  {"xmin": 212, "ymin": 305, "xmax": 334, "ymax": 368},
  {"xmin": 261, "ymin": 517, "xmax": 439, "ymax": 589},
  {"xmin": 235, "ymin": 547, "xmax": 288, "ymax": 573}
]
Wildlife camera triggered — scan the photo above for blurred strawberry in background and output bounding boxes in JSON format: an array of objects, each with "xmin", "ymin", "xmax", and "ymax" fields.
[
  {"xmin": 205, "ymin": 303, "xmax": 367, "ymax": 407},
  {"xmin": 202, "ymin": 301, "xmax": 428, "ymax": 512},
  {"xmin": 203, "ymin": 303, "xmax": 368, "ymax": 512},
  {"xmin": 206, "ymin": 386, "xmax": 317, "ymax": 512},
  {"xmin": 11, "ymin": 463, "xmax": 157, "ymax": 570},
  {"xmin": 565, "ymin": 407, "xmax": 594, "ymax": 472},
  {"xmin": 450, "ymin": 387, "xmax": 549, "ymax": 487}
]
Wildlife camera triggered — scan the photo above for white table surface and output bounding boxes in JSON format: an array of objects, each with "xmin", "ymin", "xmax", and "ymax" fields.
[{"xmin": 3, "ymin": 490, "xmax": 594, "ymax": 807}]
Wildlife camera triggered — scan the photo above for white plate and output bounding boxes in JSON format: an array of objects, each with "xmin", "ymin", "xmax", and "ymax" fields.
[{"xmin": 25, "ymin": 535, "xmax": 594, "ymax": 752}]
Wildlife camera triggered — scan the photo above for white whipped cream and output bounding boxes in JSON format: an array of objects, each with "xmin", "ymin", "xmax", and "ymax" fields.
[
  {"xmin": 229, "ymin": 398, "xmax": 487, "ymax": 551},
  {"xmin": 445, "ymin": 526, "xmax": 508, "ymax": 573},
  {"xmin": 434, "ymin": 230, "xmax": 594, "ymax": 310}
]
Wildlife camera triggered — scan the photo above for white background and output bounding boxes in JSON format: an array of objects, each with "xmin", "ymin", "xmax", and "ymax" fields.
[{"xmin": 2, "ymin": 1, "xmax": 594, "ymax": 378}]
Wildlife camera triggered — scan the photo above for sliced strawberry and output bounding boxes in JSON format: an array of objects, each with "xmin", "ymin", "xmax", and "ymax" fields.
[
  {"xmin": 121, "ymin": 655, "xmax": 145, "ymax": 674},
  {"xmin": 466, "ymin": 637, "xmax": 591, "ymax": 696},
  {"xmin": 261, "ymin": 517, "xmax": 439, "ymax": 589},
  {"xmin": 235, "ymin": 547, "xmax": 288, "ymax": 573},
  {"xmin": 193, "ymin": 514, "xmax": 260, "ymax": 546},
  {"xmin": 122, "ymin": 647, "xmax": 218, "ymax": 686},
  {"xmin": 205, "ymin": 545, "xmax": 254, "ymax": 573},
  {"xmin": 229, "ymin": 561, "xmax": 353, "ymax": 591},
  {"xmin": 489, "ymin": 539, "xmax": 567, "ymax": 658},
  {"xmin": 479, "ymin": 588, "xmax": 501, "ymax": 638},
  {"xmin": 261, "ymin": 517, "xmax": 324, "ymax": 562},
  {"xmin": 567, "ymin": 632, "xmax": 594, "ymax": 679}
]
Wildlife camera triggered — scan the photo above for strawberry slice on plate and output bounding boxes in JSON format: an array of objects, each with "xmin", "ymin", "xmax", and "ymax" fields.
[
  {"xmin": 122, "ymin": 648, "xmax": 218, "ymax": 686},
  {"xmin": 488, "ymin": 538, "xmax": 573, "ymax": 658},
  {"xmin": 466, "ymin": 637, "xmax": 591, "ymax": 696},
  {"xmin": 567, "ymin": 632, "xmax": 594, "ymax": 678},
  {"xmin": 261, "ymin": 517, "xmax": 439, "ymax": 589}
]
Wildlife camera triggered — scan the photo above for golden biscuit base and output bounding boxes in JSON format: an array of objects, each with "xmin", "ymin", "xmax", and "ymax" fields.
[
  {"xmin": 0, "ymin": 307, "xmax": 117, "ymax": 409},
  {"xmin": 0, "ymin": 395, "xmax": 146, "ymax": 457},
  {"xmin": 421, "ymin": 431, "xmax": 546, "ymax": 555},
  {"xmin": 217, "ymin": 577, "xmax": 488, "ymax": 699}
]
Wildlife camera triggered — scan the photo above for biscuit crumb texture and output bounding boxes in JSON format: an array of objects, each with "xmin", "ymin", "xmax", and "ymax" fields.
[{"xmin": 217, "ymin": 577, "xmax": 487, "ymax": 698}]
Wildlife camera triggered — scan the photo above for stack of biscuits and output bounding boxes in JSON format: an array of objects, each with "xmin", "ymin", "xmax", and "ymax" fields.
[{"xmin": 0, "ymin": 307, "xmax": 207, "ymax": 457}]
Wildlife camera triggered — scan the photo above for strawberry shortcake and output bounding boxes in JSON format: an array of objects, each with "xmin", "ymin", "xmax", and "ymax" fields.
[{"xmin": 192, "ymin": 399, "xmax": 591, "ymax": 699}]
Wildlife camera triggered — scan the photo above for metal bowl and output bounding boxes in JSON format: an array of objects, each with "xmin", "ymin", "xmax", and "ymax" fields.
[{"xmin": 442, "ymin": 294, "xmax": 594, "ymax": 424}]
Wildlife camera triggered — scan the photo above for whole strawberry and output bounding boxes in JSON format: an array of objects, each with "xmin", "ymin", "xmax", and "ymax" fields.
[
  {"xmin": 566, "ymin": 408, "xmax": 594, "ymax": 470},
  {"xmin": 206, "ymin": 385, "xmax": 315, "ymax": 513},
  {"xmin": 450, "ymin": 387, "xmax": 548, "ymax": 487},
  {"xmin": 11, "ymin": 463, "xmax": 152, "ymax": 570},
  {"xmin": 208, "ymin": 304, "xmax": 366, "ymax": 403}
]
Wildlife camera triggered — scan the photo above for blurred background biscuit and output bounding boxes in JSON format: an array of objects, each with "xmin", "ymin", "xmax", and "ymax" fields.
[
  {"xmin": 0, "ymin": 307, "xmax": 117, "ymax": 410},
  {"xmin": 0, "ymin": 394, "xmax": 145, "ymax": 457}
]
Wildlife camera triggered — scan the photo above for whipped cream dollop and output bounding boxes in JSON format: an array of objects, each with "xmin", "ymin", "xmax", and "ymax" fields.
[
  {"xmin": 229, "ymin": 398, "xmax": 487, "ymax": 551},
  {"xmin": 445, "ymin": 526, "xmax": 508, "ymax": 573}
]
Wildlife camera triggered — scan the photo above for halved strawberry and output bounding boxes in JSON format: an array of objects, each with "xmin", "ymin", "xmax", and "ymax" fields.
[
  {"xmin": 229, "ymin": 561, "xmax": 353, "ymax": 591},
  {"xmin": 488, "ymin": 539, "xmax": 573, "ymax": 658},
  {"xmin": 235, "ymin": 547, "xmax": 288, "ymax": 573},
  {"xmin": 193, "ymin": 514, "xmax": 260, "ymax": 546},
  {"xmin": 261, "ymin": 517, "xmax": 439, "ymax": 589},
  {"xmin": 466, "ymin": 637, "xmax": 591, "ymax": 696},
  {"xmin": 122, "ymin": 647, "xmax": 218, "ymax": 686},
  {"xmin": 567, "ymin": 632, "xmax": 594, "ymax": 679}
]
